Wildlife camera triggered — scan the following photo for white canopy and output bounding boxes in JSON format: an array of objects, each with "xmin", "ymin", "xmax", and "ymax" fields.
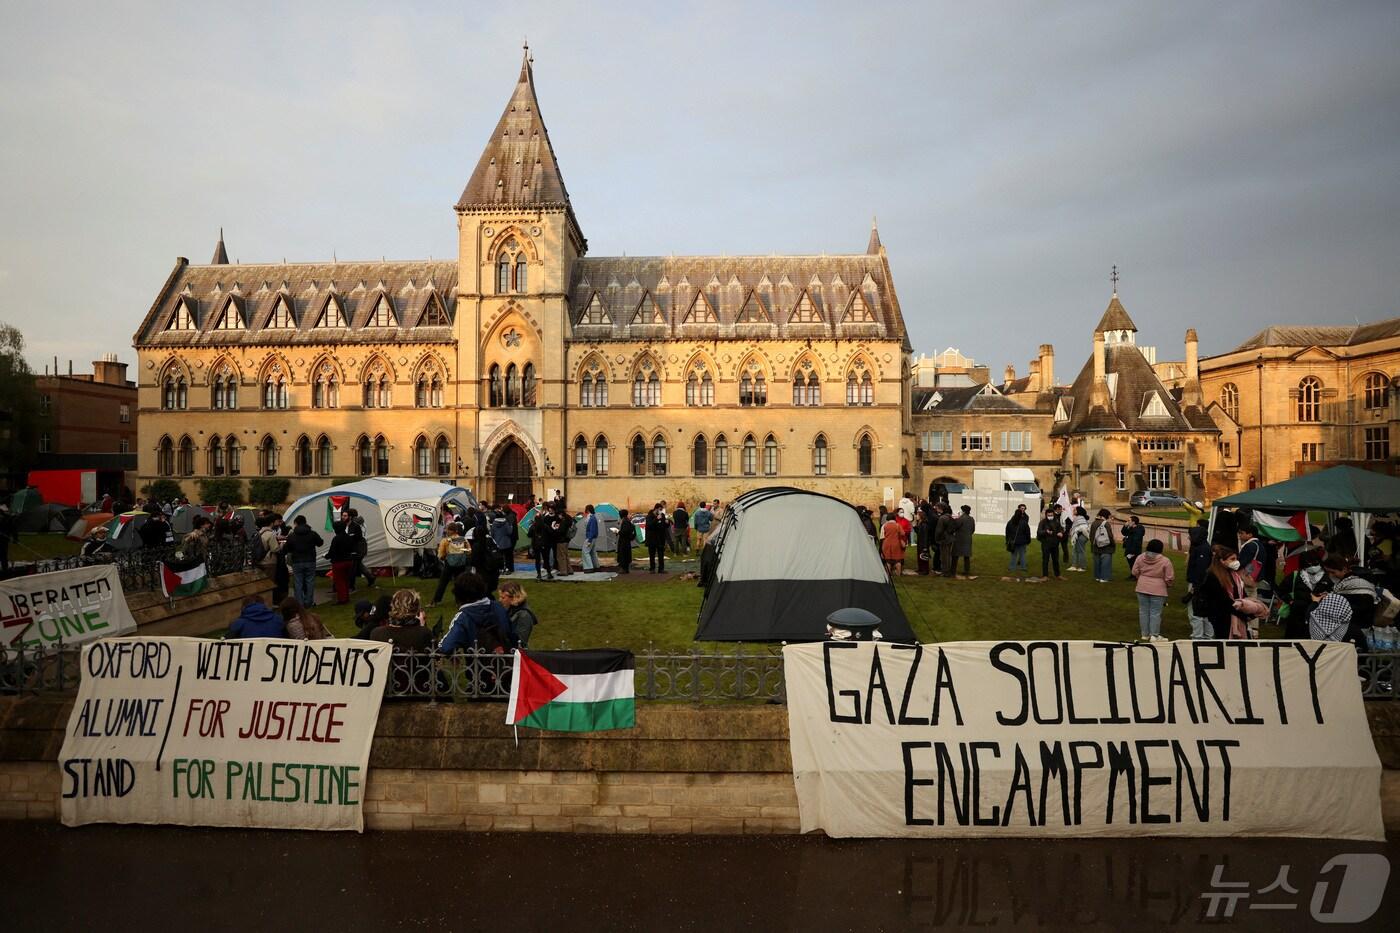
[{"xmin": 283, "ymin": 477, "xmax": 477, "ymax": 569}]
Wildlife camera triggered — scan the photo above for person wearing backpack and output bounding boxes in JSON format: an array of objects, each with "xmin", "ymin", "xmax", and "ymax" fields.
[
  {"xmin": 430, "ymin": 522, "xmax": 470, "ymax": 607},
  {"xmin": 1090, "ymin": 509, "xmax": 1116, "ymax": 583},
  {"xmin": 1068, "ymin": 507, "xmax": 1090, "ymax": 572}
]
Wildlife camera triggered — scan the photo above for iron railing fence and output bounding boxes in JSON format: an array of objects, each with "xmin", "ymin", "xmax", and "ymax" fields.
[
  {"xmin": 27, "ymin": 541, "xmax": 249, "ymax": 592},
  {"xmin": 4, "ymin": 642, "xmax": 1395, "ymax": 703}
]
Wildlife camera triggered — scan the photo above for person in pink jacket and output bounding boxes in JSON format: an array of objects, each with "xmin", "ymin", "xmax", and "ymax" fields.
[{"xmin": 1131, "ymin": 538, "xmax": 1175, "ymax": 641}]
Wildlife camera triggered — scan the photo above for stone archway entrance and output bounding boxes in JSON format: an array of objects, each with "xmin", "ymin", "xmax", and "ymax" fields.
[{"xmin": 490, "ymin": 439, "xmax": 536, "ymax": 505}]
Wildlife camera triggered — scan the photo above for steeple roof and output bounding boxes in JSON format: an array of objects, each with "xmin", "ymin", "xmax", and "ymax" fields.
[
  {"xmin": 456, "ymin": 47, "xmax": 574, "ymax": 215},
  {"xmin": 1093, "ymin": 294, "xmax": 1137, "ymax": 334},
  {"xmin": 211, "ymin": 229, "xmax": 229, "ymax": 265},
  {"xmin": 866, "ymin": 217, "xmax": 882, "ymax": 254}
]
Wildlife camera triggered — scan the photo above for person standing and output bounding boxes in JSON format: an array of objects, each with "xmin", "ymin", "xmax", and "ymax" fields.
[
  {"xmin": 529, "ymin": 513, "xmax": 554, "ymax": 580},
  {"xmin": 645, "ymin": 503, "xmax": 668, "ymax": 573},
  {"xmin": 1036, "ymin": 507, "xmax": 1064, "ymax": 580},
  {"xmin": 138, "ymin": 510, "xmax": 171, "ymax": 550},
  {"xmin": 1004, "ymin": 504, "xmax": 1031, "ymax": 578},
  {"xmin": 951, "ymin": 504, "xmax": 975, "ymax": 578},
  {"xmin": 327, "ymin": 514, "xmax": 358, "ymax": 605},
  {"xmin": 1068, "ymin": 507, "xmax": 1090, "ymax": 572},
  {"xmin": 551, "ymin": 505, "xmax": 573, "ymax": 577},
  {"xmin": 581, "ymin": 504, "xmax": 600, "ymax": 572},
  {"xmin": 1122, "ymin": 515, "xmax": 1145, "ymax": 574},
  {"xmin": 490, "ymin": 506, "xmax": 515, "ymax": 574},
  {"xmin": 346, "ymin": 509, "xmax": 375, "ymax": 590},
  {"xmin": 616, "ymin": 509, "xmax": 635, "ymax": 574},
  {"xmin": 880, "ymin": 510, "xmax": 907, "ymax": 579},
  {"xmin": 279, "ymin": 515, "xmax": 323, "ymax": 608},
  {"xmin": 914, "ymin": 504, "xmax": 932, "ymax": 576},
  {"xmin": 1132, "ymin": 539, "xmax": 1175, "ymax": 641},
  {"xmin": 692, "ymin": 501, "xmax": 714, "ymax": 551},
  {"xmin": 1185, "ymin": 520, "xmax": 1214, "ymax": 637},
  {"xmin": 672, "ymin": 502, "xmax": 690, "ymax": 555},
  {"xmin": 430, "ymin": 522, "xmax": 470, "ymax": 606},
  {"xmin": 1090, "ymin": 509, "xmax": 1116, "ymax": 583},
  {"xmin": 503, "ymin": 507, "xmax": 519, "ymax": 574},
  {"xmin": 0, "ymin": 504, "xmax": 14, "ymax": 574},
  {"xmin": 1058, "ymin": 504, "xmax": 1071, "ymax": 565},
  {"xmin": 935, "ymin": 506, "xmax": 958, "ymax": 579},
  {"xmin": 1192, "ymin": 546, "xmax": 1246, "ymax": 639}
]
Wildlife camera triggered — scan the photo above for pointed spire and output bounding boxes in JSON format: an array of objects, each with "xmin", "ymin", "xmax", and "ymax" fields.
[
  {"xmin": 1093, "ymin": 295, "xmax": 1137, "ymax": 335},
  {"xmin": 866, "ymin": 215, "xmax": 882, "ymax": 254},
  {"xmin": 211, "ymin": 228, "xmax": 229, "ymax": 265},
  {"xmin": 457, "ymin": 46, "xmax": 575, "ymax": 220}
]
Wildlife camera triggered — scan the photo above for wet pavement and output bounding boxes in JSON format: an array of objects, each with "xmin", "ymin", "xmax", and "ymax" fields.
[{"xmin": 4, "ymin": 822, "xmax": 1396, "ymax": 930}]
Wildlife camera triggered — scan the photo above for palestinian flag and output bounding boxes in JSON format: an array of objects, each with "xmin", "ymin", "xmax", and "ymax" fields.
[
  {"xmin": 160, "ymin": 562, "xmax": 208, "ymax": 599},
  {"xmin": 412, "ymin": 514, "xmax": 433, "ymax": 532},
  {"xmin": 111, "ymin": 512, "xmax": 141, "ymax": 539},
  {"xmin": 324, "ymin": 495, "xmax": 351, "ymax": 530},
  {"xmin": 1254, "ymin": 510, "xmax": 1307, "ymax": 543},
  {"xmin": 506, "ymin": 649, "xmax": 636, "ymax": 732}
]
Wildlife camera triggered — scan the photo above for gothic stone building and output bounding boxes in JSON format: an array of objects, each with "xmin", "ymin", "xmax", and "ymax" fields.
[{"xmin": 132, "ymin": 52, "xmax": 912, "ymax": 509}]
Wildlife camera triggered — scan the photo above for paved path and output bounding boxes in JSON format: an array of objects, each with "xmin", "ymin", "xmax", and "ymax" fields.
[{"xmin": 5, "ymin": 823, "xmax": 1396, "ymax": 930}]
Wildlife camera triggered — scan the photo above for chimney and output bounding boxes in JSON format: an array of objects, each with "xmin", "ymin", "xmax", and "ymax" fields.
[
  {"xmin": 1183, "ymin": 328, "xmax": 1201, "ymax": 405},
  {"xmin": 1004, "ymin": 364, "xmax": 1016, "ymax": 385},
  {"xmin": 1038, "ymin": 343, "xmax": 1055, "ymax": 389},
  {"xmin": 1028, "ymin": 359, "xmax": 1041, "ymax": 392},
  {"xmin": 1091, "ymin": 331, "xmax": 1109, "ymax": 408},
  {"xmin": 93, "ymin": 353, "xmax": 128, "ymax": 386}
]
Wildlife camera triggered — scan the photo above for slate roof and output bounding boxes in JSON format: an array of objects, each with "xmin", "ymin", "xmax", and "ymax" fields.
[
  {"xmin": 1233, "ymin": 316, "xmax": 1400, "ymax": 350},
  {"xmin": 565, "ymin": 255, "xmax": 906, "ymax": 342},
  {"xmin": 1051, "ymin": 343, "xmax": 1217, "ymax": 436},
  {"xmin": 1093, "ymin": 295, "xmax": 1137, "ymax": 334},
  {"xmin": 913, "ymin": 384, "xmax": 1026, "ymax": 413},
  {"xmin": 456, "ymin": 49, "xmax": 575, "ymax": 222},
  {"xmin": 133, "ymin": 259, "xmax": 458, "ymax": 347}
]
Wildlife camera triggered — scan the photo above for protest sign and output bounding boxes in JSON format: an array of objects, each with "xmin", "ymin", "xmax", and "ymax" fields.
[
  {"xmin": 784, "ymin": 640, "xmax": 1384, "ymax": 841},
  {"xmin": 60, "ymin": 636, "xmax": 392, "ymax": 832},
  {"xmin": 380, "ymin": 499, "xmax": 438, "ymax": 548},
  {"xmin": 0, "ymin": 564, "xmax": 137, "ymax": 650}
]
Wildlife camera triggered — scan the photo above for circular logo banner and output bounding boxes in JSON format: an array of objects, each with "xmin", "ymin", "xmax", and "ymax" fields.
[{"xmin": 383, "ymin": 501, "xmax": 438, "ymax": 548}]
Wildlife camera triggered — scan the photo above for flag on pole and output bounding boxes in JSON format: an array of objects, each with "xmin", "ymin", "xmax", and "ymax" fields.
[
  {"xmin": 506, "ymin": 649, "xmax": 636, "ymax": 732},
  {"xmin": 324, "ymin": 495, "xmax": 351, "ymax": 531},
  {"xmin": 160, "ymin": 562, "xmax": 208, "ymax": 599},
  {"xmin": 1253, "ymin": 510, "xmax": 1307, "ymax": 543}
]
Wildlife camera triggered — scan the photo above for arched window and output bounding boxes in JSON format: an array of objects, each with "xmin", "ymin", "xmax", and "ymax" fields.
[
  {"xmin": 741, "ymin": 435, "xmax": 757, "ymax": 476},
  {"xmin": 178, "ymin": 436, "xmax": 194, "ymax": 476},
  {"xmin": 793, "ymin": 361, "xmax": 820, "ymax": 406},
  {"xmin": 162, "ymin": 372, "xmax": 187, "ymax": 410},
  {"xmin": 317, "ymin": 436, "xmax": 333, "ymax": 476},
  {"xmin": 210, "ymin": 438, "xmax": 226, "ymax": 476},
  {"xmin": 435, "ymin": 436, "xmax": 451, "ymax": 476},
  {"xmin": 862, "ymin": 372, "xmax": 873, "ymax": 406},
  {"xmin": 362, "ymin": 362, "xmax": 390, "ymax": 409},
  {"xmin": 685, "ymin": 364, "xmax": 714, "ymax": 407},
  {"xmin": 574, "ymin": 435, "xmax": 588, "ymax": 476},
  {"xmin": 487, "ymin": 364, "xmax": 503, "ymax": 407},
  {"xmin": 262, "ymin": 370, "xmax": 288, "ymax": 410},
  {"xmin": 714, "ymin": 434, "xmax": 729, "ymax": 476},
  {"xmin": 1364, "ymin": 372, "xmax": 1389, "ymax": 410},
  {"xmin": 793, "ymin": 373, "xmax": 806, "ymax": 406},
  {"xmin": 157, "ymin": 436, "xmax": 174, "ymax": 476},
  {"xmin": 1298, "ymin": 377, "xmax": 1322, "ymax": 422},
  {"xmin": 505, "ymin": 363, "xmax": 521, "ymax": 406},
  {"xmin": 648, "ymin": 371, "xmax": 661, "ymax": 406},
  {"xmin": 700, "ymin": 372, "xmax": 714, "ymax": 406},
  {"xmin": 594, "ymin": 435, "xmax": 610, "ymax": 476},
  {"xmin": 296, "ymin": 437, "xmax": 312, "ymax": 476},
  {"xmin": 496, "ymin": 237, "xmax": 526, "ymax": 294},
  {"xmin": 414, "ymin": 436, "xmax": 430, "ymax": 475},
  {"xmin": 522, "ymin": 363, "xmax": 537, "ymax": 407},
  {"xmin": 515, "ymin": 258, "xmax": 528, "ymax": 293},
  {"xmin": 686, "ymin": 372, "xmax": 699, "ymax": 406},
  {"xmin": 312, "ymin": 364, "xmax": 338, "ymax": 409},
  {"xmin": 813, "ymin": 435, "xmax": 828, "ymax": 476},
  {"xmin": 738, "ymin": 363, "xmax": 768, "ymax": 407},
  {"xmin": 847, "ymin": 364, "xmax": 874, "ymax": 406},
  {"xmin": 580, "ymin": 361, "xmax": 607, "ymax": 407},
  {"xmin": 1220, "ymin": 382, "xmax": 1239, "ymax": 421},
  {"xmin": 497, "ymin": 255, "xmax": 511, "ymax": 295},
  {"xmin": 846, "ymin": 372, "xmax": 858, "ymax": 406},
  {"xmin": 415, "ymin": 377, "xmax": 428, "ymax": 408},
  {"xmin": 374, "ymin": 436, "xmax": 389, "ymax": 475},
  {"xmin": 693, "ymin": 435, "xmax": 708, "ymax": 475},
  {"xmin": 858, "ymin": 434, "xmax": 873, "ymax": 476},
  {"xmin": 763, "ymin": 435, "xmax": 778, "ymax": 476},
  {"xmin": 630, "ymin": 435, "xmax": 647, "ymax": 476},
  {"xmin": 213, "ymin": 377, "xmax": 224, "ymax": 410},
  {"xmin": 259, "ymin": 435, "xmax": 278, "ymax": 476},
  {"xmin": 377, "ymin": 377, "xmax": 390, "ymax": 409},
  {"xmin": 212, "ymin": 367, "xmax": 237, "ymax": 410},
  {"xmin": 226, "ymin": 435, "xmax": 241, "ymax": 476},
  {"xmin": 431, "ymin": 376, "xmax": 443, "ymax": 408},
  {"xmin": 651, "ymin": 434, "xmax": 668, "ymax": 476},
  {"xmin": 581, "ymin": 373, "xmax": 594, "ymax": 407},
  {"xmin": 632, "ymin": 359, "xmax": 660, "ymax": 407},
  {"xmin": 357, "ymin": 436, "xmax": 372, "ymax": 476}
]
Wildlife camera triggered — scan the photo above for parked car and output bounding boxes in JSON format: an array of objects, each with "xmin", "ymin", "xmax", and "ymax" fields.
[{"xmin": 1130, "ymin": 489, "xmax": 1188, "ymax": 509}]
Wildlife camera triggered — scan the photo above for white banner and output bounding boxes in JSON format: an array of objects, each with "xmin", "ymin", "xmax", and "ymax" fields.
[
  {"xmin": 784, "ymin": 640, "xmax": 1384, "ymax": 841},
  {"xmin": 380, "ymin": 499, "xmax": 439, "ymax": 549},
  {"xmin": 0, "ymin": 564, "xmax": 137, "ymax": 650},
  {"xmin": 60, "ymin": 636, "xmax": 392, "ymax": 832}
]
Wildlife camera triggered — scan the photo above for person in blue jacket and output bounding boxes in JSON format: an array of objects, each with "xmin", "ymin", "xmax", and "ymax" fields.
[
  {"xmin": 226, "ymin": 596, "xmax": 287, "ymax": 638},
  {"xmin": 581, "ymin": 505, "xmax": 600, "ymax": 573},
  {"xmin": 437, "ymin": 572, "xmax": 515, "ymax": 653}
]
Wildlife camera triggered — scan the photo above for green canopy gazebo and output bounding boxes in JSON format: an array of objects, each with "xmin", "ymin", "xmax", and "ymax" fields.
[{"xmin": 1212, "ymin": 465, "xmax": 1400, "ymax": 564}]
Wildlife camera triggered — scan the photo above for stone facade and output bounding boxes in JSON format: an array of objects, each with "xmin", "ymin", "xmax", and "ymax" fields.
[{"xmin": 131, "ymin": 50, "xmax": 911, "ymax": 512}]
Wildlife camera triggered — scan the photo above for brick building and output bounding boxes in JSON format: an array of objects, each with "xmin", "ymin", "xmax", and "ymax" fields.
[{"xmin": 34, "ymin": 354, "xmax": 137, "ymax": 470}]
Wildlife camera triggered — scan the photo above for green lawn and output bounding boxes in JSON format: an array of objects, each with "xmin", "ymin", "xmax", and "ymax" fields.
[
  {"xmin": 311, "ymin": 537, "xmax": 1211, "ymax": 650},
  {"xmin": 1133, "ymin": 509, "xmax": 1193, "ymax": 522},
  {"xmin": 8, "ymin": 532, "xmax": 81, "ymax": 561}
]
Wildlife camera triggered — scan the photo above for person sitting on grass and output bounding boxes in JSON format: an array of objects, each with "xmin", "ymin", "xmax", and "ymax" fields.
[
  {"xmin": 352, "ymin": 598, "xmax": 379, "ymax": 639},
  {"xmin": 226, "ymin": 595, "xmax": 286, "ymax": 639},
  {"xmin": 370, "ymin": 588, "xmax": 434, "ymax": 651},
  {"xmin": 498, "ymin": 580, "xmax": 539, "ymax": 648},
  {"xmin": 280, "ymin": 596, "xmax": 330, "ymax": 640},
  {"xmin": 437, "ymin": 572, "xmax": 515, "ymax": 654}
]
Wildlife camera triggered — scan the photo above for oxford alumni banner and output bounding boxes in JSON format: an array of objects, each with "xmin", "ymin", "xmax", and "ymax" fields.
[
  {"xmin": 60, "ymin": 636, "xmax": 392, "ymax": 832},
  {"xmin": 0, "ymin": 564, "xmax": 137, "ymax": 650},
  {"xmin": 784, "ymin": 640, "xmax": 1384, "ymax": 841}
]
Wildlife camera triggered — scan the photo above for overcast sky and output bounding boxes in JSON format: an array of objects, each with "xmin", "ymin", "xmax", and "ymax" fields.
[{"xmin": 2, "ymin": 1, "xmax": 1398, "ymax": 377}]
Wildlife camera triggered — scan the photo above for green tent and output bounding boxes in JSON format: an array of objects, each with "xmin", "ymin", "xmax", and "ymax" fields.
[{"xmin": 1213, "ymin": 466, "xmax": 1400, "ymax": 565}]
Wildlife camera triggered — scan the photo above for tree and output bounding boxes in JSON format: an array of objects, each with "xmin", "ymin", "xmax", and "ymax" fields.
[{"xmin": 0, "ymin": 322, "xmax": 45, "ymax": 486}]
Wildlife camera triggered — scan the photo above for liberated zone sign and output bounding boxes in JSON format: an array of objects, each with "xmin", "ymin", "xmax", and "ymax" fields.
[
  {"xmin": 785, "ymin": 640, "xmax": 1384, "ymax": 840},
  {"xmin": 60, "ymin": 636, "xmax": 392, "ymax": 832},
  {"xmin": 0, "ymin": 564, "xmax": 137, "ymax": 650}
]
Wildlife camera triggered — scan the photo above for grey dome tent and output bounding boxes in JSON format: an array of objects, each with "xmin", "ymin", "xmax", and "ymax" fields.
[{"xmin": 694, "ymin": 487, "xmax": 914, "ymax": 643}]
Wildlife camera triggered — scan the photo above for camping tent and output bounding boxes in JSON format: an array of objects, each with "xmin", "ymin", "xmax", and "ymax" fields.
[
  {"xmin": 282, "ymin": 477, "xmax": 478, "ymax": 570},
  {"xmin": 694, "ymin": 487, "xmax": 914, "ymax": 642},
  {"xmin": 16, "ymin": 503, "xmax": 80, "ymax": 533},
  {"xmin": 170, "ymin": 503, "xmax": 210, "ymax": 534},
  {"xmin": 103, "ymin": 511, "xmax": 150, "ymax": 552},
  {"xmin": 568, "ymin": 503, "xmax": 621, "ymax": 552},
  {"xmin": 1212, "ymin": 465, "xmax": 1400, "ymax": 565},
  {"xmin": 67, "ymin": 512, "xmax": 113, "ymax": 541}
]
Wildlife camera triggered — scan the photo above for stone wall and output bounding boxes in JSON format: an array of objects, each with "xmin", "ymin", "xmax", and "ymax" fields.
[{"xmin": 129, "ymin": 569, "xmax": 272, "ymax": 637}]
